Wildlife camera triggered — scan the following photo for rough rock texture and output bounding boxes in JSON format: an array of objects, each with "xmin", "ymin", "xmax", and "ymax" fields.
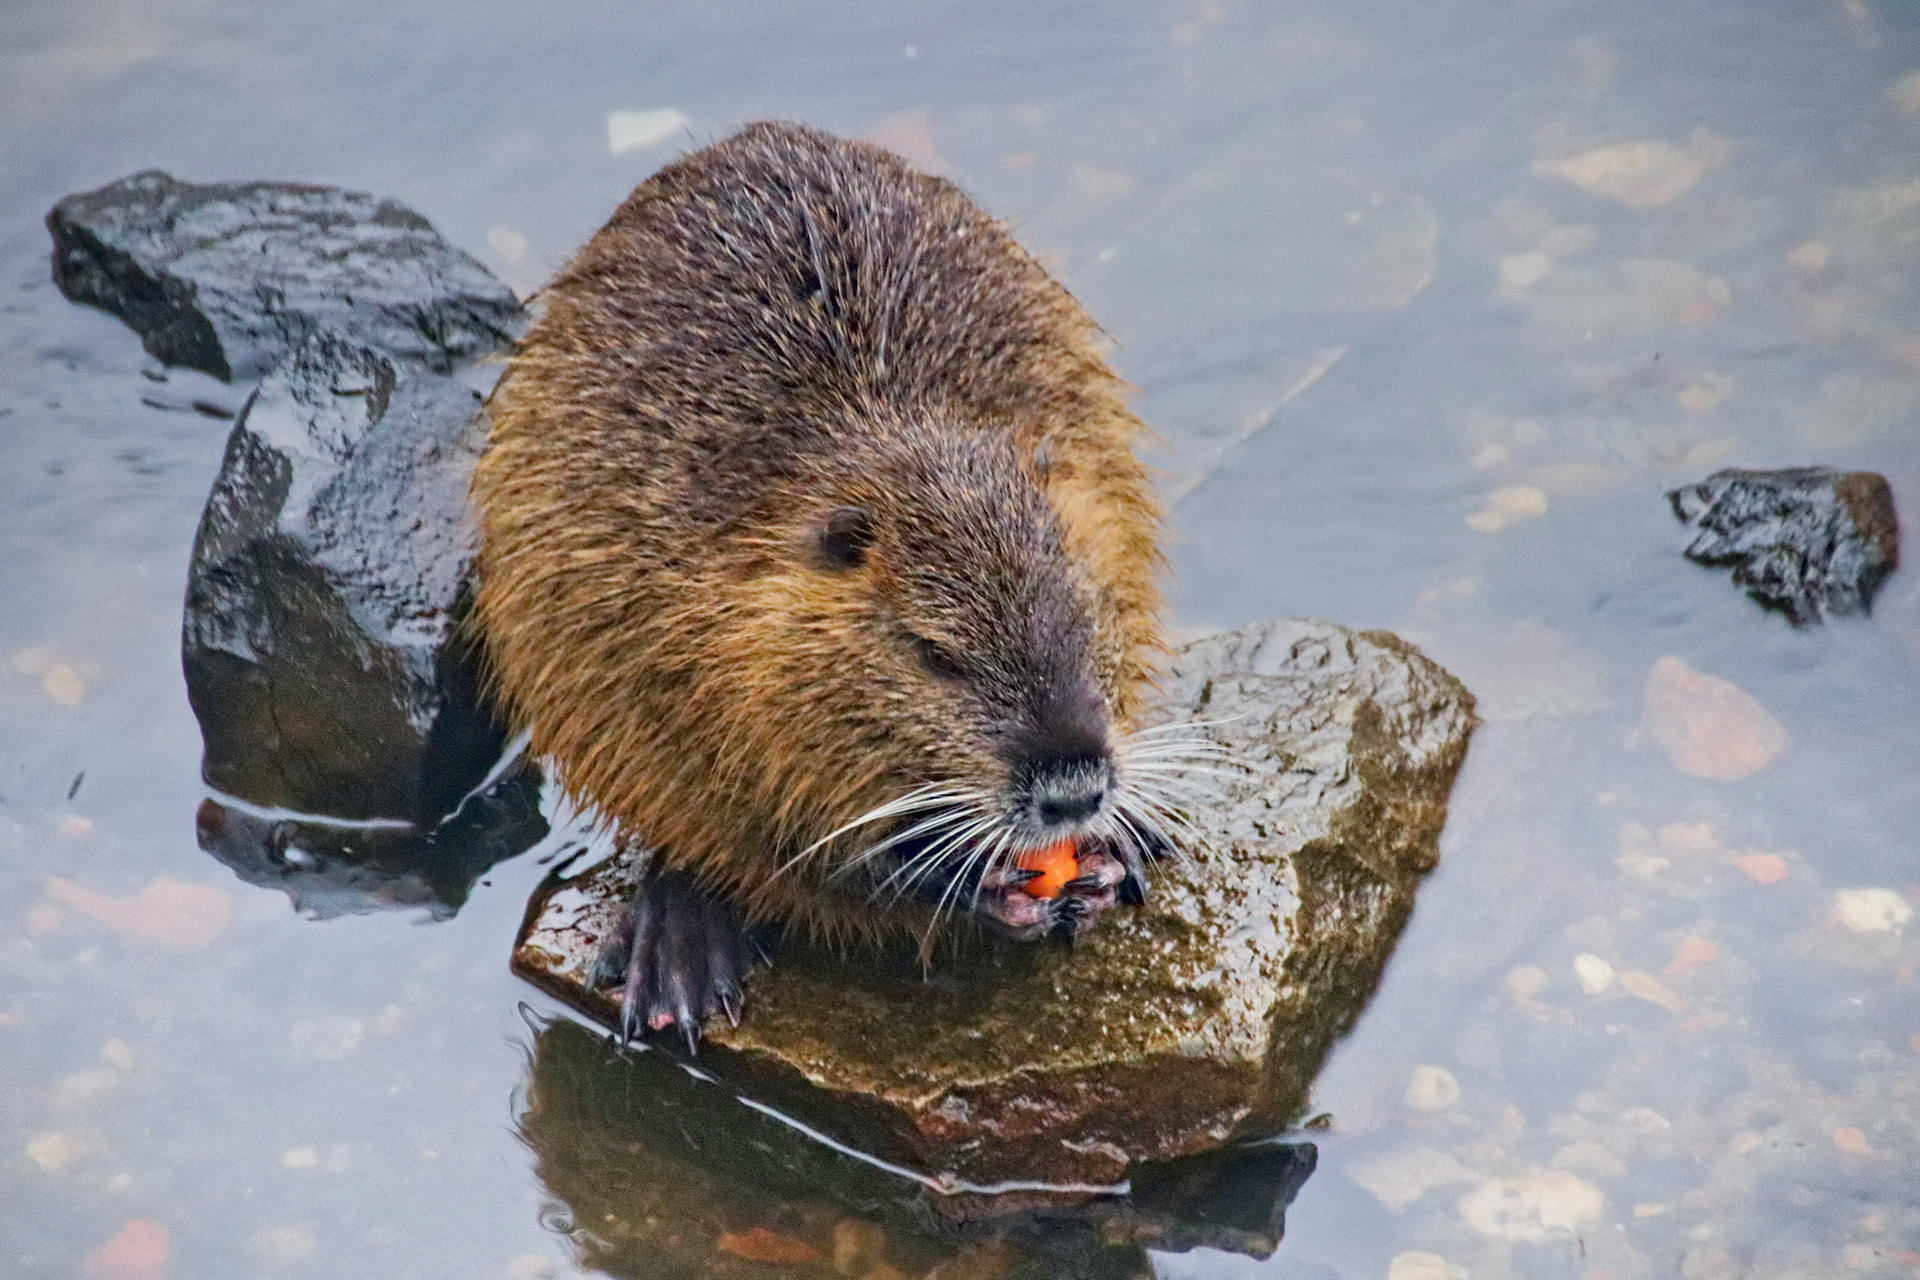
[
  {"xmin": 183, "ymin": 332, "xmax": 507, "ymax": 823},
  {"xmin": 514, "ymin": 618, "xmax": 1475, "ymax": 1205},
  {"xmin": 519, "ymin": 1017, "xmax": 1318, "ymax": 1277},
  {"xmin": 1668, "ymin": 466, "xmax": 1900, "ymax": 624},
  {"xmin": 48, "ymin": 170, "xmax": 521, "ymax": 381}
]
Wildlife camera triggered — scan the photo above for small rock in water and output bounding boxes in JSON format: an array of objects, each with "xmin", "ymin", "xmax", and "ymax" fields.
[
  {"xmin": 1665, "ymin": 935, "xmax": 1719, "ymax": 975},
  {"xmin": 1402, "ymin": 1065, "xmax": 1461, "ymax": 1112},
  {"xmin": 1387, "ymin": 1252, "xmax": 1456, "ymax": 1280},
  {"xmin": 514, "ymin": 618, "xmax": 1476, "ymax": 1198},
  {"xmin": 1348, "ymin": 1145, "xmax": 1477, "ymax": 1212},
  {"xmin": 1640, "ymin": 656, "xmax": 1788, "ymax": 782},
  {"xmin": 1574, "ymin": 953, "xmax": 1614, "ymax": 995},
  {"xmin": 1464, "ymin": 485, "xmax": 1548, "ymax": 533},
  {"xmin": 1832, "ymin": 888, "xmax": 1912, "ymax": 934},
  {"xmin": 1458, "ymin": 1168, "xmax": 1604, "ymax": 1241},
  {"xmin": 1534, "ymin": 136, "xmax": 1722, "ymax": 210},
  {"xmin": 40, "ymin": 663, "xmax": 88, "ymax": 706},
  {"xmin": 44, "ymin": 877, "xmax": 231, "ymax": 950},
  {"xmin": 1727, "ymin": 850, "xmax": 1790, "ymax": 885},
  {"xmin": 182, "ymin": 333, "xmax": 510, "ymax": 823},
  {"xmin": 25, "ymin": 1131, "xmax": 80, "ymax": 1170},
  {"xmin": 247, "ymin": 1223, "xmax": 318, "ymax": 1269},
  {"xmin": 287, "ymin": 1016, "xmax": 365, "ymax": 1061},
  {"xmin": 1616, "ymin": 970, "xmax": 1686, "ymax": 1013},
  {"xmin": 1667, "ymin": 467, "xmax": 1900, "ymax": 624},
  {"xmin": 47, "ymin": 171, "xmax": 521, "ymax": 381},
  {"xmin": 83, "ymin": 1219, "xmax": 169, "ymax": 1280}
]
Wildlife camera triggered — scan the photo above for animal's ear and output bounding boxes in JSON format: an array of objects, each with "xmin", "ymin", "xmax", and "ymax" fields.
[{"xmin": 815, "ymin": 506, "xmax": 875, "ymax": 569}]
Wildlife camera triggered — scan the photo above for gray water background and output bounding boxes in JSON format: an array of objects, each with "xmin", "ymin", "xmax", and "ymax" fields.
[{"xmin": 3, "ymin": 0, "xmax": 1919, "ymax": 1276}]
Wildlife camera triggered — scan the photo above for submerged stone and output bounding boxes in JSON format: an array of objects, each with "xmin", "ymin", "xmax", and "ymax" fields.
[
  {"xmin": 1668, "ymin": 466, "xmax": 1900, "ymax": 624},
  {"xmin": 514, "ymin": 618, "xmax": 1475, "ymax": 1204},
  {"xmin": 183, "ymin": 332, "xmax": 508, "ymax": 824},
  {"xmin": 48, "ymin": 170, "xmax": 521, "ymax": 381}
]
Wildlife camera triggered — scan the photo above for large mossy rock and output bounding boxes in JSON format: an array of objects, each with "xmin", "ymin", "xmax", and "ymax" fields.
[
  {"xmin": 183, "ymin": 332, "xmax": 507, "ymax": 823},
  {"xmin": 514, "ymin": 618, "xmax": 1475, "ymax": 1209},
  {"xmin": 48, "ymin": 170, "xmax": 521, "ymax": 381}
]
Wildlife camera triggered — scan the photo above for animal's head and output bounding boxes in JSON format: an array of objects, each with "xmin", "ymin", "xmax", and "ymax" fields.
[{"xmin": 716, "ymin": 416, "xmax": 1182, "ymax": 935}]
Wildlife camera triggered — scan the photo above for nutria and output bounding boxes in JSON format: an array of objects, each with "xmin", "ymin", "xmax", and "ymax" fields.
[{"xmin": 472, "ymin": 121, "xmax": 1193, "ymax": 1042}]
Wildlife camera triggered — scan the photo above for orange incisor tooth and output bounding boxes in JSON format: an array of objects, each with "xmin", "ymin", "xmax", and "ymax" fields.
[{"xmin": 1016, "ymin": 838, "xmax": 1079, "ymax": 899}]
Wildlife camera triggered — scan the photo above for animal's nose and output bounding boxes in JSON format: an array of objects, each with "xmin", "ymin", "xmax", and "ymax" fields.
[
  {"xmin": 1007, "ymin": 675, "xmax": 1113, "ymax": 827},
  {"xmin": 1031, "ymin": 764, "xmax": 1109, "ymax": 827}
]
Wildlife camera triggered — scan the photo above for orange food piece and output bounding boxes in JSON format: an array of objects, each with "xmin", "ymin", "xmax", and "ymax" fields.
[
  {"xmin": 716, "ymin": 1226, "xmax": 820, "ymax": 1265},
  {"xmin": 1016, "ymin": 839, "xmax": 1079, "ymax": 899}
]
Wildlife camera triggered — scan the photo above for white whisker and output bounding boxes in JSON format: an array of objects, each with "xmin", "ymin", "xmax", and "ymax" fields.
[
  {"xmin": 874, "ymin": 809, "xmax": 998, "ymax": 900},
  {"xmin": 1120, "ymin": 712, "xmax": 1251, "ymax": 740},
  {"xmin": 769, "ymin": 783, "xmax": 980, "ymax": 885}
]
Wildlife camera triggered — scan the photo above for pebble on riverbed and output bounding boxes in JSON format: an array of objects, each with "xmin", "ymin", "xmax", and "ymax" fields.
[
  {"xmin": 1639, "ymin": 656, "xmax": 1788, "ymax": 782},
  {"xmin": 1668, "ymin": 466, "xmax": 1900, "ymax": 625}
]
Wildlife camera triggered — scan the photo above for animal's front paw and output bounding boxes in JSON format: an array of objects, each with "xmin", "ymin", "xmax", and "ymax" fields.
[
  {"xmin": 588, "ymin": 868, "xmax": 749, "ymax": 1049},
  {"xmin": 976, "ymin": 845, "xmax": 1133, "ymax": 940}
]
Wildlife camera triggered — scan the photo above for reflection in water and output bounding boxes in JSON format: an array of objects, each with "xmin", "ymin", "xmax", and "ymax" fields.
[
  {"xmin": 194, "ymin": 762, "xmax": 548, "ymax": 919},
  {"xmin": 517, "ymin": 1017, "xmax": 1316, "ymax": 1279}
]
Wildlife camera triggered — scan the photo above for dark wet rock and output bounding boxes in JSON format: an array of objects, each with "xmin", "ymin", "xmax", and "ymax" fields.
[
  {"xmin": 1668, "ymin": 467, "xmax": 1900, "ymax": 625},
  {"xmin": 48, "ymin": 170, "xmax": 521, "ymax": 382},
  {"xmin": 519, "ymin": 1016, "xmax": 1317, "ymax": 1277},
  {"xmin": 194, "ymin": 758, "xmax": 547, "ymax": 920},
  {"xmin": 183, "ymin": 332, "xmax": 508, "ymax": 824},
  {"xmin": 514, "ymin": 618, "xmax": 1475, "ymax": 1204}
]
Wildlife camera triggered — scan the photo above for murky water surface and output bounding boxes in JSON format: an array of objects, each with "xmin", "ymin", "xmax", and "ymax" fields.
[{"xmin": 4, "ymin": 1, "xmax": 1919, "ymax": 1276}]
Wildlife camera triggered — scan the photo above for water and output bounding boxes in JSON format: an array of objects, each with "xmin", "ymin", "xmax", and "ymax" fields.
[{"xmin": 4, "ymin": 0, "xmax": 1918, "ymax": 1276}]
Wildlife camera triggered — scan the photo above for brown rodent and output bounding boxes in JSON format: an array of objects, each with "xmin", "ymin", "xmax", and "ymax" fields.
[{"xmin": 471, "ymin": 122, "xmax": 1186, "ymax": 1042}]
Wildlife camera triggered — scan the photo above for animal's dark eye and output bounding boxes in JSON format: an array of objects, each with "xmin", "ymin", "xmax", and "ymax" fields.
[
  {"xmin": 908, "ymin": 632, "xmax": 969, "ymax": 682},
  {"xmin": 816, "ymin": 506, "xmax": 874, "ymax": 569}
]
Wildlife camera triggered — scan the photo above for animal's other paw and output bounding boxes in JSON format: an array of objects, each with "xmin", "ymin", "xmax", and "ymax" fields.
[{"xmin": 588, "ymin": 868, "xmax": 749, "ymax": 1050}]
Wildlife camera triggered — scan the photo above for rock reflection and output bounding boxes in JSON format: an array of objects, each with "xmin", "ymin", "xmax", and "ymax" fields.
[
  {"xmin": 517, "ymin": 1016, "xmax": 1316, "ymax": 1280},
  {"xmin": 194, "ymin": 760, "xmax": 547, "ymax": 920}
]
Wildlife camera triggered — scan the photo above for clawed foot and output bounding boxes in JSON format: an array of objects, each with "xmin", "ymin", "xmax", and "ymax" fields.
[
  {"xmin": 974, "ymin": 845, "xmax": 1138, "ymax": 941},
  {"xmin": 588, "ymin": 868, "xmax": 750, "ymax": 1050}
]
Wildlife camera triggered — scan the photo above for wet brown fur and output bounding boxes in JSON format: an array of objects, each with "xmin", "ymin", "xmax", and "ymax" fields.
[{"xmin": 471, "ymin": 122, "xmax": 1164, "ymax": 946}]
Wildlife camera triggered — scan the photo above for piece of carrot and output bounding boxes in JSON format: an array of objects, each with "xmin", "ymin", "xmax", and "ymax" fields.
[{"xmin": 1016, "ymin": 838, "xmax": 1079, "ymax": 899}]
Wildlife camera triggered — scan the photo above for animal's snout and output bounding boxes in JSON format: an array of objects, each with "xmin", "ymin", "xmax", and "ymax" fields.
[
  {"xmin": 1030, "ymin": 764, "xmax": 1110, "ymax": 827},
  {"xmin": 1007, "ymin": 677, "xmax": 1114, "ymax": 830}
]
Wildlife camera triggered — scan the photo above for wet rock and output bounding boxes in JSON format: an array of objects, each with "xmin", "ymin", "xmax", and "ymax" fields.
[
  {"xmin": 1668, "ymin": 467, "xmax": 1900, "ymax": 624},
  {"xmin": 182, "ymin": 332, "xmax": 508, "ymax": 823},
  {"xmin": 48, "ymin": 171, "xmax": 521, "ymax": 382},
  {"xmin": 515, "ymin": 618, "xmax": 1475, "ymax": 1199}
]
